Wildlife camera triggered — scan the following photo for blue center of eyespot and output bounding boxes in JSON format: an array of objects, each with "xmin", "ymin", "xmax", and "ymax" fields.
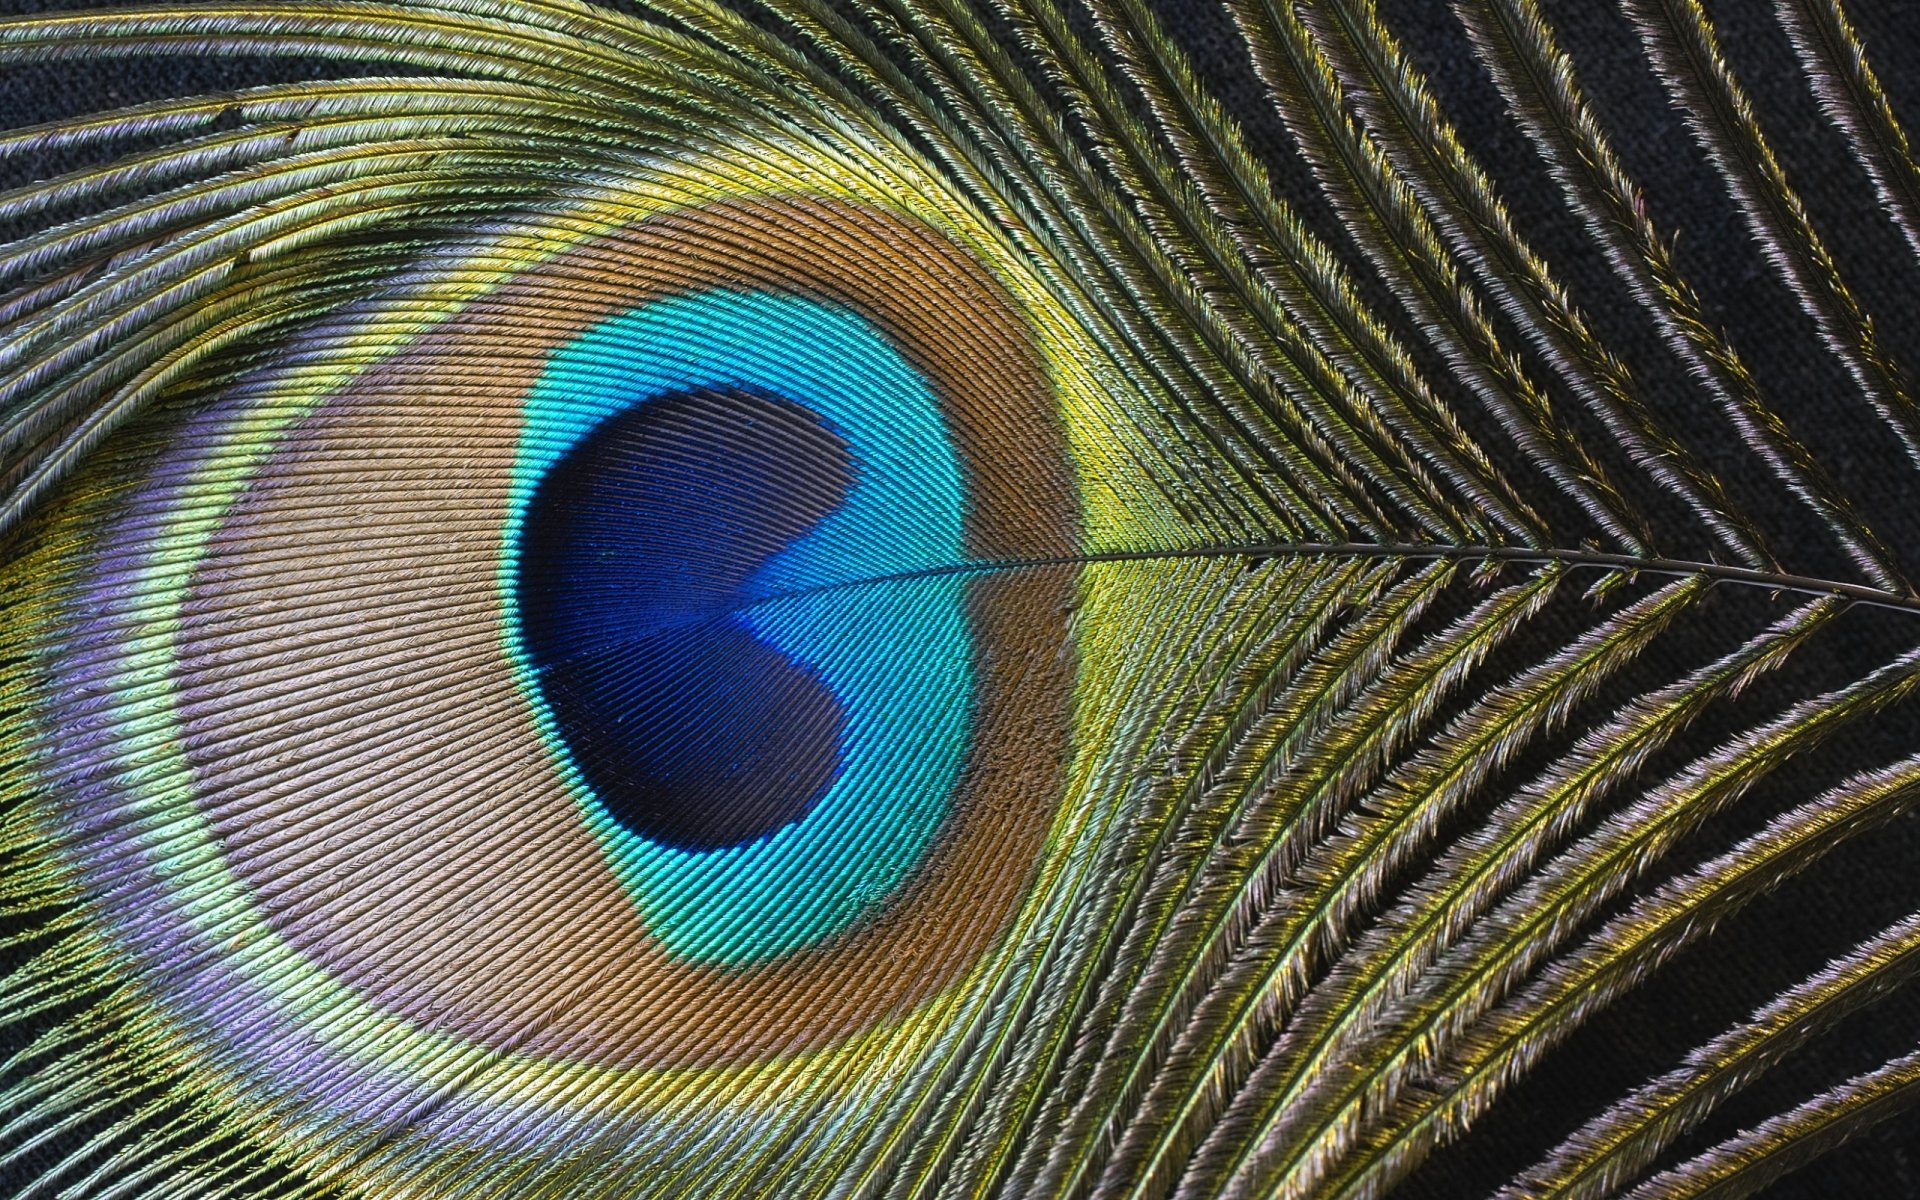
[
  {"xmin": 503, "ymin": 289, "xmax": 974, "ymax": 965},
  {"xmin": 516, "ymin": 386, "xmax": 855, "ymax": 851}
]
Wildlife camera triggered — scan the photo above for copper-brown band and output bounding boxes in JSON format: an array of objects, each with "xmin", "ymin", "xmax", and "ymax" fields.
[{"xmin": 177, "ymin": 198, "xmax": 1079, "ymax": 1068}]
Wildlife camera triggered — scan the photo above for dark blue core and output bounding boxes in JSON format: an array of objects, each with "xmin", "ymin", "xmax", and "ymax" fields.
[{"xmin": 514, "ymin": 386, "xmax": 855, "ymax": 851}]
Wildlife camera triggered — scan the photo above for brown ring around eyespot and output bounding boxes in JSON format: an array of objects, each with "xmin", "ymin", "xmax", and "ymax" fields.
[{"xmin": 174, "ymin": 197, "xmax": 1080, "ymax": 1069}]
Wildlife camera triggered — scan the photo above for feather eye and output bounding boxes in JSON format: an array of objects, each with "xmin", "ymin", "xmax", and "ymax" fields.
[
  {"xmin": 6, "ymin": 183, "xmax": 1110, "ymax": 1177},
  {"xmin": 8, "ymin": 0, "xmax": 1920, "ymax": 1197}
]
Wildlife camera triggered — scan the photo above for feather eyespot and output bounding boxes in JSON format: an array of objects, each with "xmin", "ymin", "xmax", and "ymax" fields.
[
  {"xmin": 211, "ymin": 199, "xmax": 1073, "ymax": 1050},
  {"xmin": 25, "ymin": 196, "xmax": 1085, "ymax": 1149},
  {"xmin": 11, "ymin": 193, "xmax": 1098, "ymax": 1167}
]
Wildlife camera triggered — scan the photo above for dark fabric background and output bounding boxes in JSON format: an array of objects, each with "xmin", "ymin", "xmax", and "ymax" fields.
[{"xmin": 4, "ymin": 0, "xmax": 1920, "ymax": 1196}]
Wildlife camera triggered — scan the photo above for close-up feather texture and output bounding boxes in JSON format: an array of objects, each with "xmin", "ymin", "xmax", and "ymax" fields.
[{"xmin": 4, "ymin": 0, "xmax": 1920, "ymax": 1196}]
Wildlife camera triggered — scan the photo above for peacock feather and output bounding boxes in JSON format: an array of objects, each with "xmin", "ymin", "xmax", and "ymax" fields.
[{"xmin": 4, "ymin": 0, "xmax": 1920, "ymax": 1195}]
